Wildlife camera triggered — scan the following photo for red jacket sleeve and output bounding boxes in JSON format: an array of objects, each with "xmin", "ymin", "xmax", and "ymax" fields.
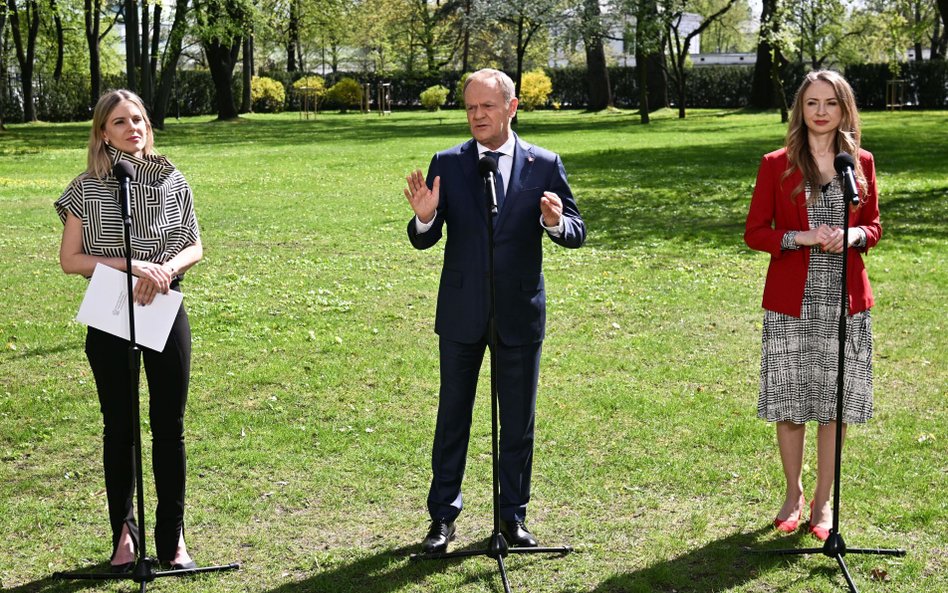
[
  {"xmin": 855, "ymin": 149, "xmax": 882, "ymax": 252},
  {"xmin": 745, "ymin": 152, "xmax": 793, "ymax": 258}
]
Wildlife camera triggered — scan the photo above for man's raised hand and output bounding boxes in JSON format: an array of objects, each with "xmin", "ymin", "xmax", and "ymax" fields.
[{"xmin": 404, "ymin": 169, "xmax": 440, "ymax": 224}]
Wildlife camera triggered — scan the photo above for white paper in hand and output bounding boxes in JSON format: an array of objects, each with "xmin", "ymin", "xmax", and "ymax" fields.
[{"xmin": 76, "ymin": 263, "xmax": 183, "ymax": 351}]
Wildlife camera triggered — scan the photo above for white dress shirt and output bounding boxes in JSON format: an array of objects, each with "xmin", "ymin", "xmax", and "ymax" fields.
[{"xmin": 415, "ymin": 136, "xmax": 564, "ymax": 237}]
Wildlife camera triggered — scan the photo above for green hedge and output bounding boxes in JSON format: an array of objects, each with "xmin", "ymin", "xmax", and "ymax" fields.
[
  {"xmin": 4, "ymin": 61, "xmax": 946, "ymax": 123},
  {"xmin": 846, "ymin": 61, "xmax": 948, "ymax": 109}
]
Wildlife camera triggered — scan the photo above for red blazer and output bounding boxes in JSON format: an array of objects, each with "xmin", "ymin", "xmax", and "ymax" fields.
[{"xmin": 744, "ymin": 147, "xmax": 882, "ymax": 317}]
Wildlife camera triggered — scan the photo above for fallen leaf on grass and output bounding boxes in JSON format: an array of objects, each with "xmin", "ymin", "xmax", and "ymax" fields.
[{"xmin": 870, "ymin": 567, "xmax": 890, "ymax": 582}]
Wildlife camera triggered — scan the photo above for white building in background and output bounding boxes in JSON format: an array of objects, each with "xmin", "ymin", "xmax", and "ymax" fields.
[
  {"xmin": 691, "ymin": 52, "xmax": 756, "ymax": 65},
  {"xmin": 548, "ymin": 12, "xmax": 704, "ymax": 68}
]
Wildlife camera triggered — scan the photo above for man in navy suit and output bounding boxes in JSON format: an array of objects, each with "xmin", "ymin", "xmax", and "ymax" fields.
[{"xmin": 404, "ymin": 69, "xmax": 586, "ymax": 553}]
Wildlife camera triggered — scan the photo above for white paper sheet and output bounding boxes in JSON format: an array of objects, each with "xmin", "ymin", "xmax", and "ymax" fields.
[{"xmin": 76, "ymin": 263, "xmax": 184, "ymax": 351}]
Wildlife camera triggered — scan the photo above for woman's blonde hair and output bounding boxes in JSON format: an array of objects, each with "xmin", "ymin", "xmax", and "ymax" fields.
[
  {"xmin": 784, "ymin": 70, "xmax": 865, "ymax": 204},
  {"xmin": 86, "ymin": 90, "xmax": 156, "ymax": 179}
]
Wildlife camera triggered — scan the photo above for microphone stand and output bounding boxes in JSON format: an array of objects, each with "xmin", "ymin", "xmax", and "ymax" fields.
[
  {"xmin": 752, "ymin": 173, "xmax": 905, "ymax": 593},
  {"xmin": 412, "ymin": 167, "xmax": 572, "ymax": 593},
  {"xmin": 54, "ymin": 170, "xmax": 238, "ymax": 592}
]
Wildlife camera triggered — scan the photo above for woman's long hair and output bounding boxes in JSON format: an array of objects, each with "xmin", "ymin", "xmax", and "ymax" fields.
[
  {"xmin": 783, "ymin": 70, "xmax": 865, "ymax": 204},
  {"xmin": 86, "ymin": 90, "xmax": 156, "ymax": 179}
]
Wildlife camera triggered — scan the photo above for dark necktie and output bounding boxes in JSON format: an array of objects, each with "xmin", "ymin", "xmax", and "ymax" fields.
[{"xmin": 484, "ymin": 151, "xmax": 506, "ymax": 212}]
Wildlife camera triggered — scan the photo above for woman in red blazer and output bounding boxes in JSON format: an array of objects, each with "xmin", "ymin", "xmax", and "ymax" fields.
[{"xmin": 744, "ymin": 70, "xmax": 882, "ymax": 541}]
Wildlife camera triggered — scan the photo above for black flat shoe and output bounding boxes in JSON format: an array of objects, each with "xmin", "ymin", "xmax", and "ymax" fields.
[
  {"xmin": 110, "ymin": 561, "xmax": 135, "ymax": 574},
  {"xmin": 169, "ymin": 560, "xmax": 198, "ymax": 571},
  {"xmin": 499, "ymin": 520, "xmax": 538, "ymax": 547},
  {"xmin": 421, "ymin": 519, "xmax": 456, "ymax": 554}
]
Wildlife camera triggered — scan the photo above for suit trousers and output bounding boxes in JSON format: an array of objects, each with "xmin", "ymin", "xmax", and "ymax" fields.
[
  {"xmin": 428, "ymin": 335, "xmax": 541, "ymax": 523},
  {"xmin": 85, "ymin": 302, "xmax": 191, "ymax": 562}
]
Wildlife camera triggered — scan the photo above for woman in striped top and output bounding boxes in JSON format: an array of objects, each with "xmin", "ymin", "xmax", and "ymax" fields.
[{"xmin": 55, "ymin": 90, "xmax": 203, "ymax": 571}]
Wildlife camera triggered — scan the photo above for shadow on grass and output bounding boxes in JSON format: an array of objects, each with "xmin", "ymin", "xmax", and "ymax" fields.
[
  {"xmin": 591, "ymin": 526, "xmax": 819, "ymax": 593},
  {"xmin": 882, "ymin": 187, "xmax": 948, "ymax": 241},
  {"xmin": 565, "ymin": 142, "xmax": 761, "ymax": 251},
  {"xmin": 0, "ymin": 563, "xmax": 124, "ymax": 593},
  {"xmin": 4, "ymin": 113, "xmax": 945, "ymax": 254},
  {"xmin": 260, "ymin": 542, "xmax": 558, "ymax": 593}
]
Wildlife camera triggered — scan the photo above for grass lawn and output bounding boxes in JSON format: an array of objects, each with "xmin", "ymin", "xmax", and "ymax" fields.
[{"xmin": 0, "ymin": 107, "xmax": 945, "ymax": 593}]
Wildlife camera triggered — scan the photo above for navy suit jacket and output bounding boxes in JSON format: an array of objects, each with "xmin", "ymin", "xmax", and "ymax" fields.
[{"xmin": 408, "ymin": 133, "xmax": 586, "ymax": 346}]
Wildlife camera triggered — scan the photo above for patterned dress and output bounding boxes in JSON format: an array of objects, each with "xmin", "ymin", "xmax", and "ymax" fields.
[{"xmin": 758, "ymin": 178, "xmax": 874, "ymax": 425}]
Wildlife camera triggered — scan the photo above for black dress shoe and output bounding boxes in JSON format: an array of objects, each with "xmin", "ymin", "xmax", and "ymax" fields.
[
  {"xmin": 499, "ymin": 520, "xmax": 538, "ymax": 547},
  {"xmin": 169, "ymin": 560, "xmax": 197, "ymax": 571},
  {"xmin": 421, "ymin": 519, "xmax": 456, "ymax": 554}
]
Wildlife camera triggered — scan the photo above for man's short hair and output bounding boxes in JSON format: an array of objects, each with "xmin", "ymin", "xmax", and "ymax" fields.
[{"xmin": 463, "ymin": 69, "xmax": 516, "ymax": 105}]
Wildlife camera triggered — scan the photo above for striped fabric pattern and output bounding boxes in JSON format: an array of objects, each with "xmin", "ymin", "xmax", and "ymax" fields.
[{"xmin": 55, "ymin": 146, "xmax": 199, "ymax": 265}]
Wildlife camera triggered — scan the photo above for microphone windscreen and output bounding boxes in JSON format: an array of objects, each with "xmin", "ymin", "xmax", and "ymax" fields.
[
  {"xmin": 112, "ymin": 161, "xmax": 136, "ymax": 182},
  {"xmin": 834, "ymin": 151, "xmax": 856, "ymax": 174},
  {"xmin": 478, "ymin": 155, "xmax": 498, "ymax": 177}
]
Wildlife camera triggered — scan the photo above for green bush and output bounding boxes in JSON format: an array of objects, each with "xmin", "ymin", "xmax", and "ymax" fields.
[
  {"xmin": 420, "ymin": 84, "xmax": 449, "ymax": 111},
  {"xmin": 168, "ymin": 69, "xmax": 242, "ymax": 117},
  {"xmin": 519, "ymin": 69, "xmax": 553, "ymax": 111},
  {"xmin": 251, "ymin": 76, "xmax": 286, "ymax": 113},
  {"xmin": 292, "ymin": 76, "xmax": 326, "ymax": 98},
  {"xmin": 325, "ymin": 78, "xmax": 363, "ymax": 113},
  {"xmin": 35, "ymin": 73, "xmax": 92, "ymax": 122},
  {"xmin": 455, "ymin": 72, "xmax": 471, "ymax": 105},
  {"xmin": 292, "ymin": 75, "xmax": 326, "ymax": 112},
  {"xmin": 13, "ymin": 62, "xmax": 947, "ymax": 122},
  {"xmin": 684, "ymin": 65, "xmax": 755, "ymax": 108}
]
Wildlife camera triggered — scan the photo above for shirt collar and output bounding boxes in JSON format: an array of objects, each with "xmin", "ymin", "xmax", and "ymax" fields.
[
  {"xmin": 476, "ymin": 135, "xmax": 516, "ymax": 159},
  {"xmin": 105, "ymin": 144, "xmax": 174, "ymax": 174}
]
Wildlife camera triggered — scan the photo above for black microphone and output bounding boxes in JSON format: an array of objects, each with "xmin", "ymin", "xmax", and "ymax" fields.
[
  {"xmin": 833, "ymin": 151, "xmax": 859, "ymax": 206},
  {"xmin": 478, "ymin": 155, "xmax": 499, "ymax": 215},
  {"xmin": 112, "ymin": 161, "xmax": 135, "ymax": 222}
]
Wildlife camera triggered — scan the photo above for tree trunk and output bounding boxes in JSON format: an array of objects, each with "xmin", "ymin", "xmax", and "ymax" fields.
[
  {"xmin": 205, "ymin": 37, "xmax": 240, "ymax": 120},
  {"xmin": 50, "ymin": 0, "xmax": 64, "ymax": 80},
  {"xmin": 461, "ymin": 0, "xmax": 471, "ymax": 72},
  {"xmin": 151, "ymin": 0, "xmax": 188, "ymax": 128},
  {"xmin": 0, "ymin": 6, "xmax": 6, "ymax": 128},
  {"xmin": 770, "ymin": 50, "xmax": 789, "ymax": 123},
  {"xmin": 635, "ymin": 52, "xmax": 649, "ymax": 124},
  {"xmin": 939, "ymin": 0, "xmax": 948, "ymax": 58},
  {"xmin": 645, "ymin": 51, "xmax": 667, "ymax": 111},
  {"xmin": 287, "ymin": 0, "xmax": 299, "ymax": 71},
  {"xmin": 140, "ymin": 0, "xmax": 152, "ymax": 105},
  {"xmin": 750, "ymin": 0, "xmax": 779, "ymax": 108},
  {"xmin": 676, "ymin": 66, "xmax": 686, "ymax": 118},
  {"xmin": 7, "ymin": 0, "xmax": 41, "ymax": 121},
  {"xmin": 150, "ymin": 3, "xmax": 160, "ymax": 81},
  {"xmin": 84, "ymin": 0, "xmax": 101, "ymax": 108},
  {"xmin": 634, "ymin": 0, "xmax": 666, "ymax": 113},
  {"xmin": 286, "ymin": 42, "xmax": 296, "ymax": 71},
  {"xmin": 124, "ymin": 0, "xmax": 138, "ymax": 92},
  {"xmin": 241, "ymin": 33, "xmax": 252, "ymax": 113},
  {"xmin": 582, "ymin": 0, "xmax": 612, "ymax": 111}
]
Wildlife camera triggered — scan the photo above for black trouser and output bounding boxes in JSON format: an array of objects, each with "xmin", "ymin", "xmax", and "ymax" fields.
[{"xmin": 85, "ymin": 303, "xmax": 191, "ymax": 562}]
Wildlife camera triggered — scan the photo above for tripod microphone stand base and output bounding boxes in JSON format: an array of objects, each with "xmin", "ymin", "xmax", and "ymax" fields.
[
  {"xmin": 411, "ymin": 531, "xmax": 572, "ymax": 593},
  {"xmin": 754, "ymin": 528, "xmax": 905, "ymax": 593},
  {"xmin": 54, "ymin": 558, "xmax": 240, "ymax": 591}
]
